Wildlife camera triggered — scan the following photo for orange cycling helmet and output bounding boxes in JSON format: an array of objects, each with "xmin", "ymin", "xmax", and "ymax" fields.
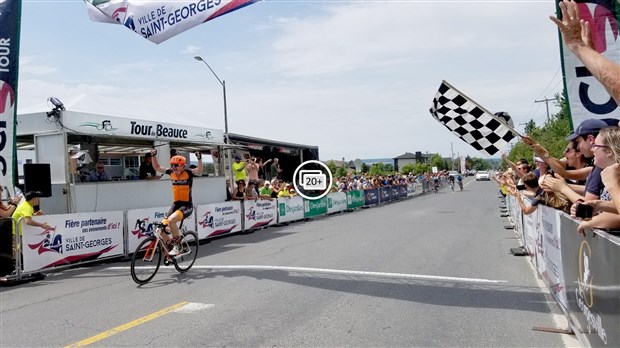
[{"xmin": 170, "ymin": 155, "xmax": 186, "ymax": 166}]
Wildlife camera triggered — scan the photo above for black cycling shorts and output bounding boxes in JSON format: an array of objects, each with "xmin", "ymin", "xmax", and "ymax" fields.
[{"xmin": 167, "ymin": 201, "xmax": 193, "ymax": 221}]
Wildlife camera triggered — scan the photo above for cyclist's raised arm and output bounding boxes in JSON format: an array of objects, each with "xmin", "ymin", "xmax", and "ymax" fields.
[
  {"xmin": 191, "ymin": 151, "xmax": 203, "ymax": 176},
  {"xmin": 150, "ymin": 150, "xmax": 166, "ymax": 173}
]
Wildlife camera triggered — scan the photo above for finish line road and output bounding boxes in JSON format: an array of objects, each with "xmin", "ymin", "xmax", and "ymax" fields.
[{"xmin": 1, "ymin": 179, "xmax": 575, "ymax": 347}]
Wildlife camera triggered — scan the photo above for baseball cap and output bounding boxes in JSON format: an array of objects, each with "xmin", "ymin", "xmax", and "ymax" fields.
[
  {"xmin": 566, "ymin": 118, "xmax": 608, "ymax": 141},
  {"xmin": 235, "ymin": 154, "xmax": 241, "ymax": 160},
  {"xmin": 25, "ymin": 191, "xmax": 44, "ymax": 200},
  {"xmin": 533, "ymin": 156, "xmax": 545, "ymax": 163},
  {"xmin": 264, "ymin": 180, "xmax": 271, "ymax": 185},
  {"xmin": 144, "ymin": 152, "xmax": 152, "ymax": 158}
]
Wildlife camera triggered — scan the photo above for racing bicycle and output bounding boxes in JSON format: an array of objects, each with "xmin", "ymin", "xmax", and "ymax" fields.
[{"xmin": 130, "ymin": 221, "xmax": 199, "ymax": 285}]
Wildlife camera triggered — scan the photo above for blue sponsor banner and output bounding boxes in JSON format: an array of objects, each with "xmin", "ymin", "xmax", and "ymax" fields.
[
  {"xmin": 379, "ymin": 187, "xmax": 391, "ymax": 203},
  {"xmin": 399, "ymin": 185, "xmax": 408, "ymax": 197},
  {"xmin": 364, "ymin": 189, "xmax": 378, "ymax": 206},
  {"xmin": 390, "ymin": 186, "xmax": 401, "ymax": 200},
  {"xmin": 0, "ymin": 0, "xmax": 20, "ymax": 192}
]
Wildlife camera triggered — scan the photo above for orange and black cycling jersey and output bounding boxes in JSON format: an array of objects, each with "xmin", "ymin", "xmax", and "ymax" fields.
[{"xmin": 165, "ymin": 168, "xmax": 195, "ymax": 203}]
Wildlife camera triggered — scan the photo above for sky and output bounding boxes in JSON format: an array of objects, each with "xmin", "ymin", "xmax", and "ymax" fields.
[{"xmin": 15, "ymin": 0, "xmax": 564, "ymax": 161}]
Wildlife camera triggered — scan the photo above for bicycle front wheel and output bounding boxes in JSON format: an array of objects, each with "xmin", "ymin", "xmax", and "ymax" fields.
[
  {"xmin": 131, "ymin": 236, "xmax": 162, "ymax": 284},
  {"xmin": 173, "ymin": 231, "xmax": 199, "ymax": 273}
]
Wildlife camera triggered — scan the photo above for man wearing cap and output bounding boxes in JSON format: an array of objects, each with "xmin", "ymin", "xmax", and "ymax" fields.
[
  {"xmin": 232, "ymin": 154, "xmax": 248, "ymax": 184},
  {"xmin": 139, "ymin": 153, "xmax": 161, "ymax": 180},
  {"xmin": 12, "ymin": 191, "xmax": 53, "ymax": 260}
]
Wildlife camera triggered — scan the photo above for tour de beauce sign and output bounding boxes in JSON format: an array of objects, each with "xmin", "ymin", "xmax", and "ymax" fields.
[{"xmin": 62, "ymin": 112, "xmax": 224, "ymax": 144}]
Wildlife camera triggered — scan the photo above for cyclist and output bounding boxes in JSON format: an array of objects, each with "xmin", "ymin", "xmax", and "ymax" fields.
[
  {"xmin": 150, "ymin": 149, "xmax": 203, "ymax": 255},
  {"xmin": 432, "ymin": 176, "xmax": 439, "ymax": 193},
  {"xmin": 456, "ymin": 173, "xmax": 463, "ymax": 191},
  {"xmin": 448, "ymin": 175, "xmax": 455, "ymax": 191}
]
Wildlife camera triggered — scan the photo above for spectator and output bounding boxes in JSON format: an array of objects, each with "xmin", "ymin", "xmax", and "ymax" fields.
[
  {"xmin": 0, "ymin": 186, "xmax": 20, "ymax": 218},
  {"xmin": 278, "ymin": 183, "xmax": 292, "ymax": 198},
  {"xmin": 246, "ymin": 157, "xmax": 260, "ymax": 182},
  {"xmin": 139, "ymin": 153, "xmax": 161, "ymax": 180},
  {"xmin": 87, "ymin": 161, "xmax": 109, "ymax": 182},
  {"xmin": 231, "ymin": 180, "xmax": 246, "ymax": 201},
  {"xmin": 270, "ymin": 179, "xmax": 283, "ymax": 198},
  {"xmin": 522, "ymin": 135, "xmax": 592, "ymax": 184},
  {"xmin": 232, "ymin": 155, "xmax": 248, "ymax": 183},
  {"xmin": 225, "ymin": 179, "xmax": 233, "ymax": 201},
  {"xmin": 550, "ymin": 0, "xmax": 620, "ymax": 103},
  {"xmin": 12, "ymin": 191, "xmax": 54, "ymax": 261},
  {"xmin": 507, "ymin": 173, "xmax": 570, "ymax": 215},
  {"xmin": 246, "ymin": 180, "xmax": 259, "ymax": 200},
  {"xmin": 270, "ymin": 158, "xmax": 282, "ymax": 180},
  {"xmin": 258, "ymin": 158, "xmax": 272, "ymax": 180},
  {"xmin": 259, "ymin": 180, "xmax": 273, "ymax": 197}
]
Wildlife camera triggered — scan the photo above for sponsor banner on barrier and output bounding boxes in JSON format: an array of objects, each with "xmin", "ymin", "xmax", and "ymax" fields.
[
  {"xmin": 127, "ymin": 206, "xmax": 197, "ymax": 252},
  {"xmin": 379, "ymin": 187, "xmax": 391, "ymax": 203},
  {"xmin": 523, "ymin": 201, "xmax": 537, "ymax": 257},
  {"xmin": 278, "ymin": 196, "xmax": 305, "ymax": 223},
  {"xmin": 244, "ymin": 199, "xmax": 277, "ymax": 230},
  {"xmin": 400, "ymin": 185, "xmax": 408, "ymax": 198},
  {"xmin": 365, "ymin": 188, "xmax": 379, "ymax": 206},
  {"xmin": 538, "ymin": 205, "xmax": 567, "ymax": 309},
  {"xmin": 560, "ymin": 215, "xmax": 620, "ymax": 347},
  {"xmin": 327, "ymin": 192, "xmax": 347, "ymax": 214},
  {"xmin": 347, "ymin": 190, "xmax": 365, "ymax": 209},
  {"xmin": 407, "ymin": 184, "xmax": 416, "ymax": 197},
  {"xmin": 196, "ymin": 201, "xmax": 242, "ymax": 239},
  {"xmin": 22, "ymin": 211, "xmax": 124, "ymax": 272},
  {"xmin": 304, "ymin": 197, "xmax": 328, "ymax": 218},
  {"xmin": 390, "ymin": 186, "xmax": 401, "ymax": 200}
]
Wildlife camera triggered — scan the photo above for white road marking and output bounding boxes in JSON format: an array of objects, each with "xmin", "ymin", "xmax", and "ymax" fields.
[
  {"xmin": 174, "ymin": 302, "xmax": 215, "ymax": 313},
  {"xmin": 110, "ymin": 265, "xmax": 507, "ymax": 284}
]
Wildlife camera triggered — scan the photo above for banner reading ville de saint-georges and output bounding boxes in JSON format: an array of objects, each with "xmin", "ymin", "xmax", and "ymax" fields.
[{"xmin": 84, "ymin": 0, "xmax": 259, "ymax": 44}]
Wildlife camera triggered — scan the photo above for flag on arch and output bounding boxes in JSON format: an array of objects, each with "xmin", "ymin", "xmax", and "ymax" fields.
[
  {"xmin": 84, "ymin": 0, "xmax": 260, "ymax": 44},
  {"xmin": 429, "ymin": 80, "xmax": 517, "ymax": 157}
]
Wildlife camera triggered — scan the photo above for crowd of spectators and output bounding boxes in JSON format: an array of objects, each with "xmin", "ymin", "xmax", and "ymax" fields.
[{"xmin": 492, "ymin": 0, "xmax": 620, "ymax": 236}]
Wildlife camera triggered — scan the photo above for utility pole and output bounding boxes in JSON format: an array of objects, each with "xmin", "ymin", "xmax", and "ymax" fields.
[
  {"xmin": 535, "ymin": 97, "xmax": 554, "ymax": 122},
  {"xmin": 450, "ymin": 143, "xmax": 454, "ymax": 170}
]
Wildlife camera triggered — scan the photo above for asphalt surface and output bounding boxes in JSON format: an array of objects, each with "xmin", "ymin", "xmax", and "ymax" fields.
[{"xmin": 0, "ymin": 178, "xmax": 576, "ymax": 347}]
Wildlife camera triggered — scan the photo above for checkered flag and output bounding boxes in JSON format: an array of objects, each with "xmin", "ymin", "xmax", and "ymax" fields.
[{"xmin": 429, "ymin": 80, "xmax": 518, "ymax": 156}]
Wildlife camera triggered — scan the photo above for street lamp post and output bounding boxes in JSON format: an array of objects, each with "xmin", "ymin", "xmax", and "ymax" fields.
[
  {"xmin": 194, "ymin": 55, "xmax": 228, "ymax": 136},
  {"xmin": 194, "ymin": 55, "xmax": 232, "ymax": 179}
]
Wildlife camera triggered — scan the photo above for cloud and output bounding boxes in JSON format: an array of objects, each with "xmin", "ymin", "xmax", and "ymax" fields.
[{"xmin": 182, "ymin": 45, "xmax": 201, "ymax": 54}]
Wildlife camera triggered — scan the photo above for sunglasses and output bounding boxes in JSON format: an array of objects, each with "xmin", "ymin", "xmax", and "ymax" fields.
[
  {"xmin": 171, "ymin": 164, "xmax": 181, "ymax": 168},
  {"xmin": 96, "ymin": 167, "xmax": 104, "ymax": 170}
]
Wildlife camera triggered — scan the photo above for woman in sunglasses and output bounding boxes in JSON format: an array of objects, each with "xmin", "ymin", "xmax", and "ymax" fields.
[{"xmin": 150, "ymin": 150, "xmax": 203, "ymax": 255}]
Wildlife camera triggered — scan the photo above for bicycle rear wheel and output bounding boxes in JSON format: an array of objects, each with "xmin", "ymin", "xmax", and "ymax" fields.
[
  {"xmin": 131, "ymin": 236, "xmax": 162, "ymax": 284},
  {"xmin": 173, "ymin": 231, "xmax": 199, "ymax": 273}
]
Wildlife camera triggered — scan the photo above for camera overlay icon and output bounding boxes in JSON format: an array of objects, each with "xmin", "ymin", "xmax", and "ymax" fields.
[
  {"xmin": 299, "ymin": 170, "xmax": 327, "ymax": 191},
  {"xmin": 293, "ymin": 160, "xmax": 333, "ymax": 200}
]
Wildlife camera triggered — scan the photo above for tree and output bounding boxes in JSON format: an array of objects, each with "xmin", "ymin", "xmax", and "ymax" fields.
[
  {"xmin": 384, "ymin": 164, "xmax": 395, "ymax": 173},
  {"xmin": 368, "ymin": 163, "xmax": 385, "ymax": 176},
  {"xmin": 429, "ymin": 154, "xmax": 446, "ymax": 171},
  {"xmin": 400, "ymin": 163, "xmax": 416, "ymax": 174},
  {"xmin": 507, "ymin": 93, "xmax": 570, "ymax": 164},
  {"xmin": 361, "ymin": 163, "xmax": 369, "ymax": 173}
]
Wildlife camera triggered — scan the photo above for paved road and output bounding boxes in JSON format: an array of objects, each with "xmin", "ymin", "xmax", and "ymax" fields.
[{"xmin": 0, "ymin": 179, "xmax": 575, "ymax": 347}]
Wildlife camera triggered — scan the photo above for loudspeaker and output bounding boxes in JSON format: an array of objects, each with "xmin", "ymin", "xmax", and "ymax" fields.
[{"xmin": 23, "ymin": 163, "xmax": 52, "ymax": 197}]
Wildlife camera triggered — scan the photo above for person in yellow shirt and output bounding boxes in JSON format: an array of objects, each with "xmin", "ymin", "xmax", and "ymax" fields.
[
  {"xmin": 277, "ymin": 183, "xmax": 292, "ymax": 198},
  {"xmin": 232, "ymin": 154, "xmax": 248, "ymax": 183},
  {"xmin": 12, "ymin": 191, "xmax": 53, "ymax": 236}
]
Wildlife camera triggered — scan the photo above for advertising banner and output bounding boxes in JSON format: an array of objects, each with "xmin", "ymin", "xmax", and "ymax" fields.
[
  {"xmin": 304, "ymin": 197, "xmax": 327, "ymax": 218},
  {"xmin": 126, "ymin": 206, "xmax": 169, "ymax": 252},
  {"xmin": 560, "ymin": 0, "xmax": 620, "ymax": 127},
  {"xmin": 84, "ymin": 0, "xmax": 259, "ymax": 44},
  {"xmin": 22, "ymin": 211, "xmax": 124, "ymax": 272},
  {"xmin": 399, "ymin": 185, "xmax": 408, "ymax": 198},
  {"xmin": 407, "ymin": 183, "xmax": 416, "ymax": 197},
  {"xmin": 390, "ymin": 186, "xmax": 401, "ymax": 200},
  {"xmin": 523, "ymin": 202, "xmax": 537, "ymax": 257},
  {"xmin": 0, "ymin": 0, "xmax": 20, "ymax": 195},
  {"xmin": 364, "ymin": 188, "xmax": 379, "ymax": 206},
  {"xmin": 327, "ymin": 192, "xmax": 347, "ymax": 214},
  {"xmin": 196, "ymin": 201, "xmax": 242, "ymax": 239},
  {"xmin": 61, "ymin": 112, "xmax": 223, "ymax": 144},
  {"xmin": 277, "ymin": 196, "xmax": 305, "ymax": 223},
  {"xmin": 538, "ymin": 206, "xmax": 568, "ymax": 309},
  {"xmin": 244, "ymin": 199, "xmax": 276, "ymax": 230},
  {"xmin": 378, "ymin": 187, "xmax": 391, "ymax": 203},
  {"xmin": 560, "ymin": 215, "xmax": 620, "ymax": 347},
  {"xmin": 346, "ymin": 190, "xmax": 365, "ymax": 209}
]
